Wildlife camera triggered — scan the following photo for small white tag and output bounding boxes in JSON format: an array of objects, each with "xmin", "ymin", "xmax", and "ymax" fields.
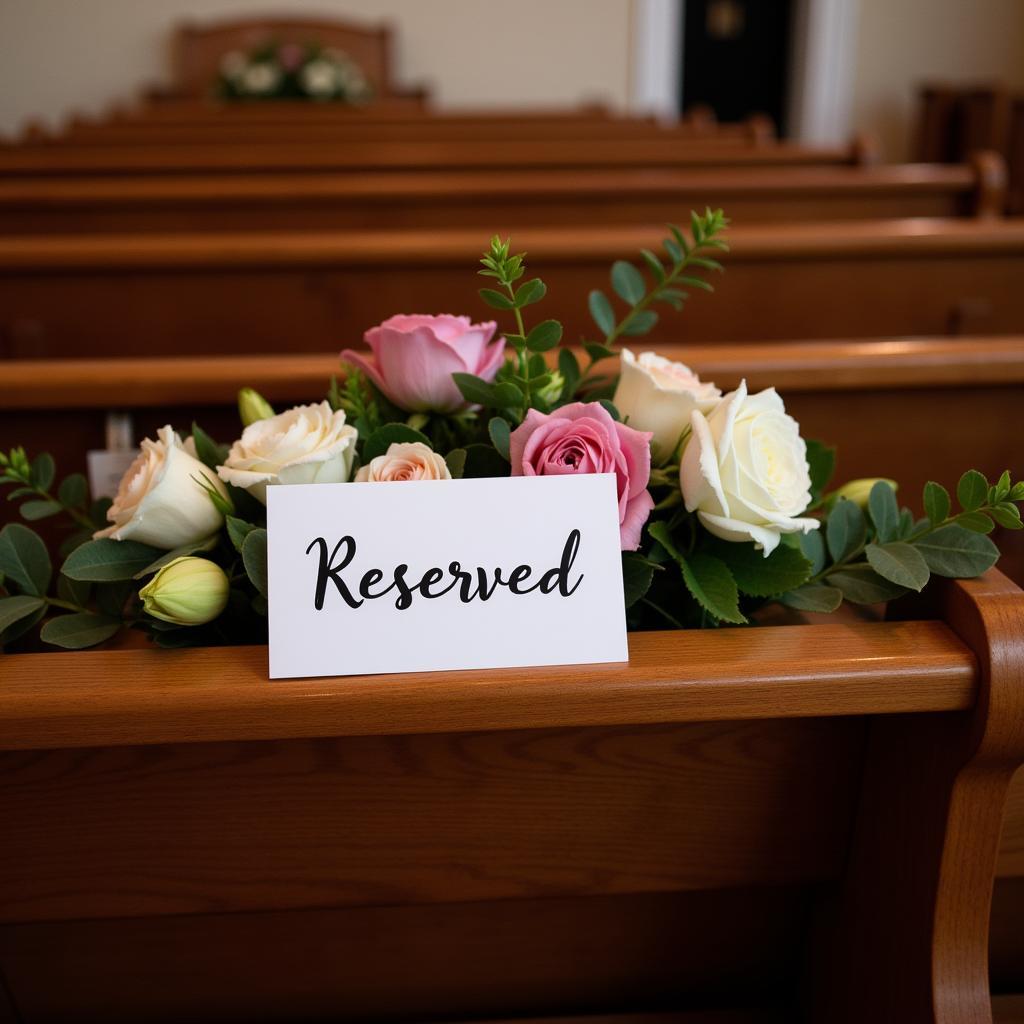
[
  {"xmin": 266, "ymin": 474, "xmax": 628, "ymax": 679},
  {"xmin": 87, "ymin": 449, "xmax": 139, "ymax": 500}
]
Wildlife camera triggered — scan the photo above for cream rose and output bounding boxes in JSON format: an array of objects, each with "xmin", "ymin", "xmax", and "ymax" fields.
[
  {"xmin": 613, "ymin": 349, "xmax": 721, "ymax": 461},
  {"xmin": 355, "ymin": 442, "xmax": 451, "ymax": 482},
  {"xmin": 680, "ymin": 379, "xmax": 819, "ymax": 555},
  {"xmin": 217, "ymin": 401, "xmax": 357, "ymax": 504},
  {"xmin": 94, "ymin": 425, "xmax": 227, "ymax": 549}
]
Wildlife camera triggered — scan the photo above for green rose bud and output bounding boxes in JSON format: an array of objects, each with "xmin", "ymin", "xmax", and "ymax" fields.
[
  {"xmin": 832, "ymin": 477, "xmax": 898, "ymax": 509},
  {"xmin": 238, "ymin": 388, "xmax": 275, "ymax": 427},
  {"xmin": 536, "ymin": 370, "xmax": 565, "ymax": 406},
  {"xmin": 139, "ymin": 556, "xmax": 230, "ymax": 626}
]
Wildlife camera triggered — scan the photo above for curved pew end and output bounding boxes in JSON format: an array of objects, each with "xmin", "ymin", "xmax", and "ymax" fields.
[{"xmin": 809, "ymin": 570, "xmax": 1024, "ymax": 1023}]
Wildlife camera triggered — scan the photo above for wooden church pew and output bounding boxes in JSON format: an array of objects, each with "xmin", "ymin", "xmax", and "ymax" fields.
[
  {"xmin": 0, "ymin": 135, "xmax": 879, "ymax": 178},
  {"xmin": 0, "ymin": 218, "xmax": 1021, "ymax": 359},
  {"xmin": 0, "ymin": 157, "xmax": 1005, "ymax": 235},
  {"xmin": 0, "ymin": 568, "xmax": 1021, "ymax": 1022}
]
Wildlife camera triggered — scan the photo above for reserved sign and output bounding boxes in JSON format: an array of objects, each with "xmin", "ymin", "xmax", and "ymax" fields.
[{"xmin": 266, "ymin": 474, "xmax": 628, "ymax": 679}]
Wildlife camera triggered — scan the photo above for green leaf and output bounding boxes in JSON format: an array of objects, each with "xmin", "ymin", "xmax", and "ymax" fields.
[
  {"xmin": 89, "ymin": 497, "xmax": 113, "ymax": 529},
  {"xmin": 242, "ymin": 529, "xmax": 268, "ymax": 598},
  {"xmin": 558, "ymin": 348, "xmax": 581, "ymax": 399},
  {"xmin": 0, "ymin": 603, "xmax": 45, "ymax": 646},
  {"xmin": 0, "ymin": 595, "xmax": 45, "ymax": 635},
  {"xmin": 826, "ymin": 499, "xmax": 866, "ymax": 563},
  {"xmin": 191, "ymin": 423, "xmax": 228, "ymax": 471},
  {"xmin": 57, "ymin": 573, "xmax": 91, "ymax": 607},
  {"xmin": 493, "ymin": 381, "xmax": 524, "ymax": 408},
  {"xmin": 133, "ymin": 535, "xmax": 218, "ymax": 579},
  {"xmin": 488, "ymin": 417, "xmax": 511, "ymax": 461},
  {"xmin": 798, "ymin": 529, "xmax": 826, "ymax": 575},
  {"xmin": 914, "ymin": 524, "xmax": 999, "ymax": 577},
  {"xmin": 715, "ymin": 540, "xmax": 813, "ymax": 597},
  {"xmin": 362, "ymin": 423, "xmax": 432, "ymax": 463},
  {"xmin": 680, "ymin": 551, "xmax": 745, "ymax": 624},
  {"xmin": 59, "ymin": 529, "xmax": 93, "ymax": 559},
  {"xmin": 779, "ymin": 584, "xmax": 843, "ymax": 613},
  {"xmin": 830, "ymin": 566, "xmax": 909, "ymax": 604},
  {"xmin": 40, "ymin": 612, "xmax": 120, "ymax": 650},
  {"xmin": 1009, "ymin": 482, "xmax": 1024, "ymax": 501},
  {"xmin": 621, "ymin": 310, "xmax": 659, "ymax": 336},
  {"xmin": 31, "ymin": 453, "xmax": 55, "ymax": 492},
  {"xmin": 923, "ymin": 481, "xmax": 950, "ymax": 526},
  {"xmin": 865, "ymin": 542, "xmax": 930, "ymax": 591},
  {"xmin": 611, "ymin": 261, "xmax": 645, "ymax": 305},
  {"xmin": 479, "ymin": 288, "xmax": 515, "ymax": 310},
  {"xmin": 588, "ymin": 290, "xmax": 615, "ymax": 336},
  {"xmin": 445, "ymin": 448, "xmax": 467, "ymax": 480},
  {"xmin": 648, "ymin": 522, "xmax": 745, "ymax": 624},
  {"xmin": 596, "ymin": 399, "xmax": 620, "ymax": 421},
  {"xmin": 677, "ymin": 275, "xmax": 714, "ymax": 293},
  {"xmin": 225, "ymin": 516, "xmax": 257, "ymax": 553},
  {"xmin": 621, "ymin": 551, "xmax": 656, "ymax": 608},
  {"xmin": 95, "ymin": 579, "xmax": 135, "ymax": 619},
  {"xmin": 583, "ymin": 342, "xmax": 617, "ymax": 364},
  {"xmin": 58, "ymin": 473, "xmax": 88, "ymax": 508},
  {"xmin": 994, "ymin": 469, "xmax": 1012, "ymax": 502},
  {"xmin": 991, "ymin": 503, "xmax": 1023, "ymax": 530},
  {"xmin": 20, "ymin": 499, "xmax": 62, "ymax": 521},
  {"xmin": 640, "ymin": 249, "xmax": 665, "ymax": 284},
  {"xmin": 515, "ymin": 278, "xmax": 547, "ymax": 307},
  {"xmin": 452, "ymin": 373, "xmax": 498, "ymax": 408},
  {"xmin": 525, "ymin": 319, "xmax": 562, "ymax": 353},
  {"xmin": 957, "ymin": 469, "xmax": 988, "ymax": 512},
  {"xmin": 956, "ymin": 511, "xmax": 995, "ymax": 534},
  {"xmin": 805, "ymin": 440, "xmax": 836, "ymax": 500},
  {"xmin": 868, "ymin": 481, "xmax": 899, "ymax": 543},
  {"xmin": 62, "ymin": 538, "xmax": 163, "ymax": 582},
  {"xmin": 0, "ymin": 523, "xmax": 52, "ymax": 596},
  {"xmin": 461, "ymin": 444, "xmax": 510, "ymax": 479}
]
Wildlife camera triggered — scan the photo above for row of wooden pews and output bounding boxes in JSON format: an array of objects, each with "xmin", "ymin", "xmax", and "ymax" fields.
[{"xmin": 1, "ymin": 92, "xmax": 1023, "ymax": 1022}]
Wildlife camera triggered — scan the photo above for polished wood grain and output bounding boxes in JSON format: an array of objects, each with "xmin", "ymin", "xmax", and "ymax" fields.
[
  {"xmin": 0, "ymin": 161, "xmax": 1003, "ymax": 235},
  {"xmin": 0, "ymin": 138, "xmax": 872, "ymax": 177},
  {"xmin": 2, "ymin": 219, "xmax": 1022, "ymax": 358},
  {"xmin": 0, "ymin": 621, "xmax": 976, "ymax": 752},
  {"xmin": 810, "ymin": 570, "xmax": 1024, "ymax": 1022},
  {"xmin": 999, "ymin": 769, "xmax": 1024, "ymax": 877}
]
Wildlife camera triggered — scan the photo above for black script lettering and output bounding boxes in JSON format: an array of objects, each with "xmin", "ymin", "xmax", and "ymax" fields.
[
  {"xmin": 307, "ymin": 536, "xmax": 362, "ymax": 611},
  {"xmin": 537, "ymin": 529, "xmax": 584, "ymax": 596}
]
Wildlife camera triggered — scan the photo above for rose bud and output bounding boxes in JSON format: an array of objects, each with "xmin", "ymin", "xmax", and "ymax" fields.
[
  {"xmin": 831, "ymin": 478, "xmax": 897, "ymax": 510},
  {"xmin": 139, "ymin": 557, "xmax": 230, "ymax": 626},
  {"xmin": 237, "ymin": 388, "xmax": 275, "ymax": 427}
]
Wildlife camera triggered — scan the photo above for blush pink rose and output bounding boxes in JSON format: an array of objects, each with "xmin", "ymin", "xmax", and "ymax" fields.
[
  {"xmin": 342, "ymin": 314, "xmax": 505, "ymax": 413},
  {"xmin": 509, "ymin": 402, "xmax": 655, "ymax": 551}
]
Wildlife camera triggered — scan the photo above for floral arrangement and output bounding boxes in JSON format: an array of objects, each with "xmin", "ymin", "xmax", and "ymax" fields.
[
  {"xmin": 216, "ymin": 41, "xmax": 372, "ymax": 103},
  {"xmin": 1, "ymin": 210, "xmax": 1021, "ymax": 652}
]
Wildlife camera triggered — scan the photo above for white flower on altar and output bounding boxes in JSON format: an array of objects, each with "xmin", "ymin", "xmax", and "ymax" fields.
[
  {"xmin": 680, "ymin": 379, "xmax": 819, "ymax": 555},
  {"xmin": 241, "ymin": 62, "xmax": 281, "ymax": 95},
  {"xmin": 300, "ymin": 59, "xmax": 338, "ymax": 97},
  {"xmin": 95, "ymin": 426, "xmax": 227, "ymax": 550},
  {"xmin": 217, "ymin": 401, "xmax": 357, "ymax": 504}
]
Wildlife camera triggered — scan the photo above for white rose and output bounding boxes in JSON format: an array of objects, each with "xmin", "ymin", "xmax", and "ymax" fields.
[
  {"xmin": 613, "ymin": 348, "xmax": 721, "ymax": 461},
  {"xmin": 94, "ymin": 425, "xmax": 227, "ymax": 550},
  {"xmin": 300, "ymin": 59, "xmax": 338, "ymax": 97},
  {"xmin": 355, "ymin": 442, "xmax": 451, "ymax": 482},
  {"xmin": 241, "ymin": 62, "xmax": 280, "ymax": 95},
  {"xmin": 217, "ymin": 401, "xmax": 357, "ymax": 504},
  {"xmin": 679, "ymin": 379, "xmax": 819, "ymax": 555}
]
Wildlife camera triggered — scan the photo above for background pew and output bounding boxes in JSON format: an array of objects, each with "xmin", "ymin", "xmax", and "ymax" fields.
[
  {"xmin": 0, "ymin": 135, "xmax": 879, "ymax": 178},
  {"xmin": 0, "ymin": 158, "xmax": 1005, "ymax": 235},
  {"xmin": 0, "ymin": 219, "xmax": 1022, "ymax": 358}
]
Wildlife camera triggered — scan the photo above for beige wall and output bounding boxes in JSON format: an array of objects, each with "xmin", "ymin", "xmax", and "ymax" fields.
[
  {"xmin": 0, "ymin": 0, "xmax": 633, "ymax": 135},
  {"xmin": 852, "ymin": 0, "xmax": 1024, "ymax": 160}
]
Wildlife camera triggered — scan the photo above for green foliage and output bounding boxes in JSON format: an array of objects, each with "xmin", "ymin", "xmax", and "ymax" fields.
[
  {"xmin": 62, "ymin": 538, "xmax": 163, "ymax": 582},
  {"xmin": 191, "ymin": 423, "xmax": 229, "ymax": 470},
  {"xmin": 0, "ymin": 523, "xmax": 51, "ymax": 596},
  {"xmin": 226, "ymin": 516, "xmax": 258, "ymax": 554},
  {"xmin": 444, "ymin": 448, "xmax": 467, "ymax": 480},
  {"xmin": 715, "ymin": 541, "xmax": 813, "ymax": 598},
  {"xmin": 779, "ymin": 584, "xmax": 842, "ymax": 613},
  {"xmin": 923, "ymin": 481, "xmax": 950, "ymax": 526},
  {"xmin": 40, "ymin": 612, "xmax": 120, "ymax": 650},
  {"xmin": 242, "ymin": 529, "xmax": 268, "ymax": 599},
  {"xmin": 133, "ymin": 536, "xmax": 219, "ymax": 580},
  {"xmin": 957, "ymin": 469, "xmax": 988, "ymax": 513},
  {"xmin": 826, "ymin": 499, "xmax": 866, "ymax": 563},
  {"xmin": 805, "ymin": 440, "xmax": 836, "ymax": 503},
  {"xmin": 914, "ymin": 525, "xmax": 999, "ymax": 578},
  {"xmin": 0, "ymin": 595, "xmax": 46, "ymax": 634},
  {"xmin": 868, "ymin": 482, "xmax": 899, "ymax": 544},
  {"xmin": 865, "ymin": 542, "xmax": 930, "ymax": 592},
  {"xmin": 621, "ymin": 551, "xmax": 660, "ymax": 608},
  {"xmin": 488, "ymin": 417, "xmax": 511, "ymax": 461}
]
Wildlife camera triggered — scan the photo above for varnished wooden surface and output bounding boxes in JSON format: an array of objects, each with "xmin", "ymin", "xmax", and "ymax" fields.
[
  {"xmin": 0, "ymin": 139, "xmax": 866, "ymax": 177},
  {"xmin": 3, "ymin": 337, "xmax": 1021, "ymax": 409},
  {"xmin": 1000, "ymin": 768, "xmax": 1024, "ymax": 877},
  {"xmin": 0, "ymin": 621, "xmax": 976, "ymax": 752},
  {"xmin": 3, "ymin": 217, "xmax": 1022, "ymax": 269}
]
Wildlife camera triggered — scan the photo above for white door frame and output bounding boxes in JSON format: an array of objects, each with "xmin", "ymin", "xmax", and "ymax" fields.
[{"xmin": 629, "ymin": 0, "xmax": 859, "ymax": 140}]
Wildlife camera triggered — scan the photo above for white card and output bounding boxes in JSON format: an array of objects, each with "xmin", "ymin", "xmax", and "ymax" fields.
[
  {"xmin": 87, "ymin": 449, "xmax": 140, "ymax": 500},
  {"xmin": 266, "ymin": 474, "xmax": 628, "ymax": 679}
]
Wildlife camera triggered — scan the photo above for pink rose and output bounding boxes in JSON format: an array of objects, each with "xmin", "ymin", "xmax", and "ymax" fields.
[
  {"xmin": 342, "ymin": 314, "xmax": 505, "ymax": 413},
  {"xmin": 509, "ymin": 402, "xmax": 655, "ymax": 551}
]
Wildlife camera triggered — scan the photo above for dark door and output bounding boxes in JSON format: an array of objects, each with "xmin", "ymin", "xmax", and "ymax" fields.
[{"xmin": 681, "ymin": 0, "xmax": 794, "ymax": 135}]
